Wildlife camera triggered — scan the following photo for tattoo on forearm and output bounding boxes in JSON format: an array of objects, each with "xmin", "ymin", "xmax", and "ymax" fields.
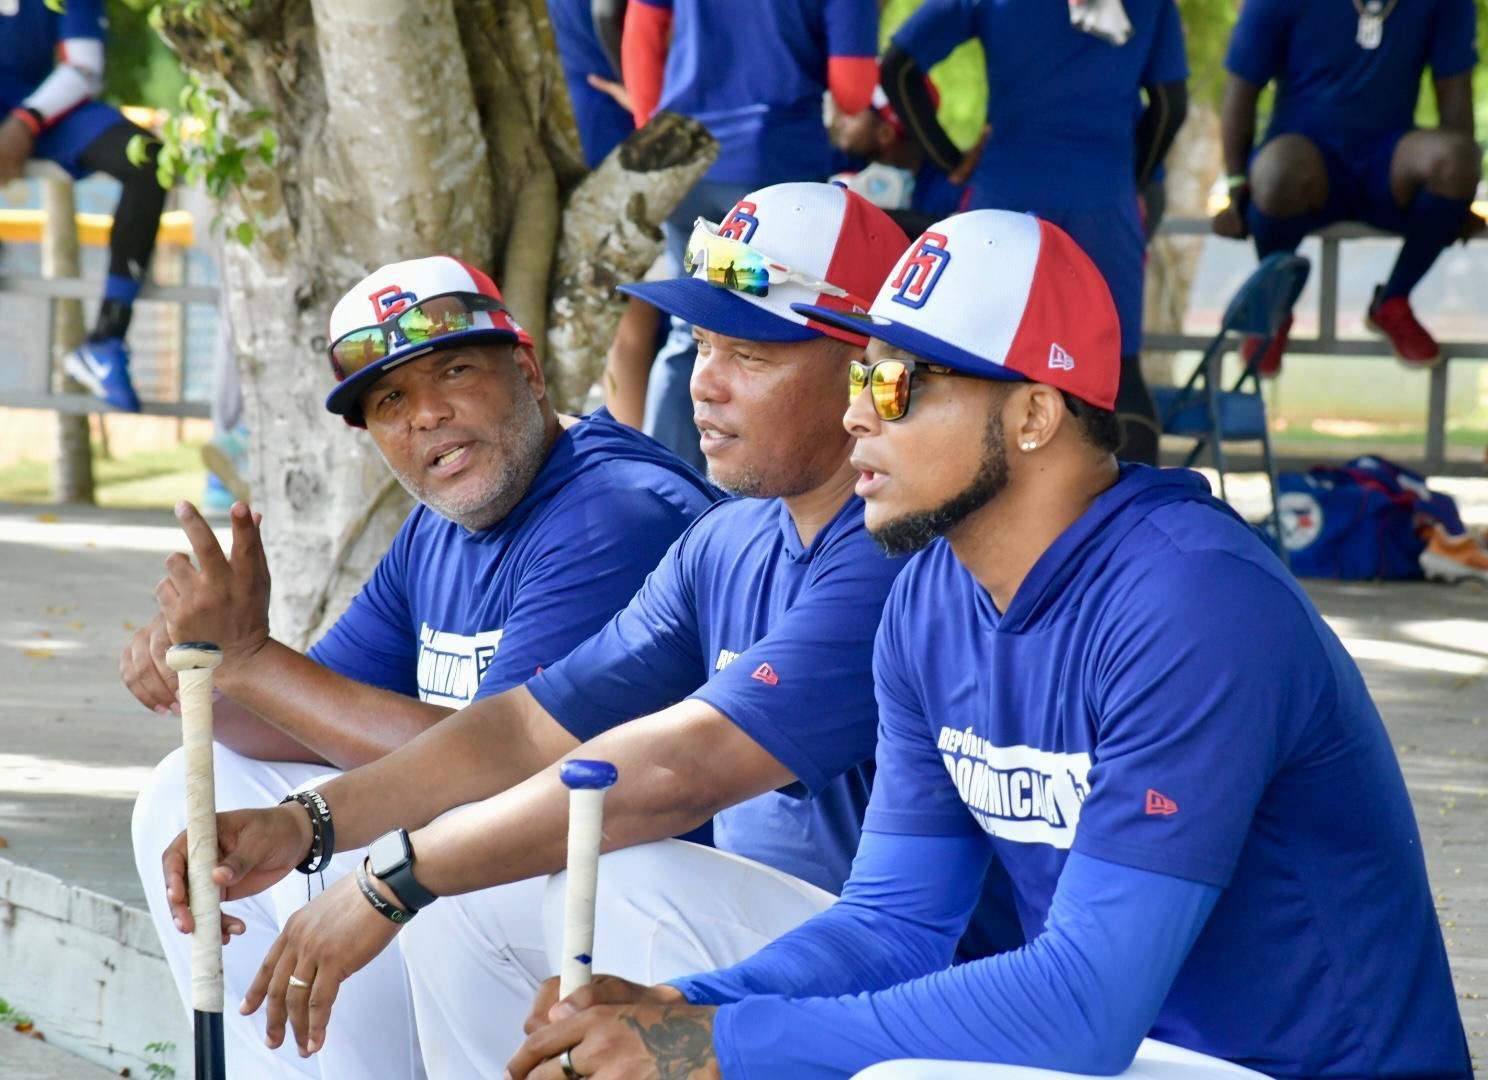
[{"xmin": 624, "ymin": 1008, "xmax": 716, "ymax": 1080}]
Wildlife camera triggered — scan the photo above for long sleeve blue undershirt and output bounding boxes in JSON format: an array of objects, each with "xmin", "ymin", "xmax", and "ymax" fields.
[{"xmin": 671, "ymin": 832, "xmax": 1220, "ymax": 1079}]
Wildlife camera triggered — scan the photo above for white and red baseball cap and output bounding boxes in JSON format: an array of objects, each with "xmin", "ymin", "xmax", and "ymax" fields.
[
  {"xmin": 325, "ymin": 255, "xmax": 532, "ymax": 422},
  {"xmin": 618, "ymin": 182, "xmax": 909, "ymax": 345},
  {"xmin": 793, "ymin": 210, "xmax": 1121, "ymax": 409}
]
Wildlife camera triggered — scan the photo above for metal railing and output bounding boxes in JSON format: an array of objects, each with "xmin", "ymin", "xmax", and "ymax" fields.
[
  {"xmin": 0, "ymin": 162, "xmax": 215, "ymax": 419},
  {"xmin": 1149, "ymin": 218, "xmax": 1486, "ymax": 476}
]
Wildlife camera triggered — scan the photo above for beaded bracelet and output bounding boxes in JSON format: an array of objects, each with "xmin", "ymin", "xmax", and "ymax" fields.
[{"xmin": 280, "ymin": 790, "xmax": 335, "ymax": 874}]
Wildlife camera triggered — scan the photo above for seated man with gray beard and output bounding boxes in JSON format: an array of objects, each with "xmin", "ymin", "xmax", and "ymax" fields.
[{"xmin": 125, "ymin": 254, "xmax": 718, "ymax": 1079}]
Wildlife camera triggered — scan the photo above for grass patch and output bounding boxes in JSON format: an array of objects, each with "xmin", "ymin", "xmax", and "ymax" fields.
[{"xmin": 0, "ymin": 442, "xmax": 207, "ymax": 508}]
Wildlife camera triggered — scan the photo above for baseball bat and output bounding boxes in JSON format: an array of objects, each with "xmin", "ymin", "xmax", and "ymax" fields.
[
  {"xmin": 558, "ymin": 759, "xmax": 619, "ymax": 998},
  {"xmin": 166, "ymin": 642, "xmax": 227, "ymax": 1080}
]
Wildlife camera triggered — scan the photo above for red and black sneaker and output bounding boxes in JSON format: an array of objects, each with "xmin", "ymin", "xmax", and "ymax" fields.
[
  {"xmin": 1241, "ymin": 313, "xmax": 1292, "ymax": 379},
  {"xmin": 1366, "ymin": 286, "xmax": 1442, "ymax": 369}
]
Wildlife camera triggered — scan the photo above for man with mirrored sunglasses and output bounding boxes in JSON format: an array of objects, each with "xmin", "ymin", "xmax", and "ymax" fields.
[
  {"xmin": 127, "ymin": 254, "xmax": 718, "ymax": 1078},
  {"xmin": 153, "ymin": 183, "xmax": 1026, "ymax": 1078},
  {"xmin": 508, "ymin": 210, "xmax": 1469, "ymax": 1080}
]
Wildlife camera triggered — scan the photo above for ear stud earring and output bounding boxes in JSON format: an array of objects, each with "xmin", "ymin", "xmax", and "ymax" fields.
[{"xmin": 1020, "ymin": 441, "xmax": 1038, "ymax": 451}]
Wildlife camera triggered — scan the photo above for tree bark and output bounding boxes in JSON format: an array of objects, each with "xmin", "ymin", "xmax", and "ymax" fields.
[{"xmin": 156, "ymin": 0, "xmax": 714, "ymax": 648}]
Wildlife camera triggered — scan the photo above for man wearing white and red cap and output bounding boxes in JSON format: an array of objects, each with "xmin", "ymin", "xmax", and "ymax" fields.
[
  {"xmin": 127, "ymin": 254, "xmax": 717, "ymax": 1077},
  {"xmin": 507, "ymin": 211, "xmax": 1470, "ymax": 1080},
  {"xmin": 155, "ymin": 183, "xmax": 1024, "ymax": 1075}
]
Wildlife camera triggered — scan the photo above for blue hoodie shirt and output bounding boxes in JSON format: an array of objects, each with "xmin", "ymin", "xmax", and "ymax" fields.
[
  {"xmin": 682, "ymin": 466, "xmax": 1469, "ymax": 1079},
  {"xmin": 309, "ymin": 411, "xmax": 717, "ymax": 707}
]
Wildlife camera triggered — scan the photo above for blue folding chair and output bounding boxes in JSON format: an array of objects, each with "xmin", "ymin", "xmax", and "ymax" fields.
[{"xmin": 1151, "ymin": 252, "xmax": 1310, "ymax": 563}]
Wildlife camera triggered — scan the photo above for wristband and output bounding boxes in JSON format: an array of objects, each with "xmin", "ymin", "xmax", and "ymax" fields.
[
  {"xmin": 10, "ymin": 107, "xmax": 42, "ymax": 138},
  {"xmin": 281, "ymin": 790, "xmax": 335, "ymax": 874},
  {"xmin": 356, "ymin": 861, "xmax": 413, "ymax": 924}
]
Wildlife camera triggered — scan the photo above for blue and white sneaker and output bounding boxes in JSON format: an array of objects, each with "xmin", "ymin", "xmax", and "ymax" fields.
[{"xmin": 64, "ymin": 338, "xmax": 141, "ymax": 412}]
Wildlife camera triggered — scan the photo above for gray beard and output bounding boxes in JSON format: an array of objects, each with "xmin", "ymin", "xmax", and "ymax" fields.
[
  {"xmin": 869, "ymin": 409, "xmax": 1009, "ymax": 557},
  {"xmin": 389, "ymin": 396, "xmax": 548, "ymax": 532}
]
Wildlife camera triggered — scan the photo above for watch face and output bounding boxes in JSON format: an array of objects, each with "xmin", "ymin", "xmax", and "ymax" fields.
[{"xmin": 368, "ymin": 830, "xmax": 411, "ymax": 877}]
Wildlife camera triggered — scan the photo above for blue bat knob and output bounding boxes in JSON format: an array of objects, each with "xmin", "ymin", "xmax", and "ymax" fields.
[{"xmin": 560, "ymin": 759, "xmax": 618, "ymax": 790}]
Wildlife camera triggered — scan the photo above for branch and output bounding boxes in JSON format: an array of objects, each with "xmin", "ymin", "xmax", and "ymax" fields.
[{"xmin": 544, "ymin": 112, "xmax": 718, "ymax": 411}]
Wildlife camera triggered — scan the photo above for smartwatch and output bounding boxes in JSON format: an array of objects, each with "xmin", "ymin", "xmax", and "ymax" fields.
[{"xmin": 366, "ymin": 828, "xmax": 439, "ymax": 914}]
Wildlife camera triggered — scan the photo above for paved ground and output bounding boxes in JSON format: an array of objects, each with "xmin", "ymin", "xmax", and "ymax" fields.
[{"xmin": 0, "ymin": 491, "xmax": 1484, "ymax": 1075}]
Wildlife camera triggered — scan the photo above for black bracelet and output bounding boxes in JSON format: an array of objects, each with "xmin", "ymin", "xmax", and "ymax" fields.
[
  {"xmin": 280, "ymin": 790, "xmax": 335, "ymax": 874},
  {"xmin": 356, "ymin": 862, "xmax": 412, "ymax": 924}
]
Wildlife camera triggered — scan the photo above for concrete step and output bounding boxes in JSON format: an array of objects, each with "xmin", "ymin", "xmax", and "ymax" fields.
[{"xmin": 0, "ymin": 1026, "xmax": 118, "ymax": 1079}]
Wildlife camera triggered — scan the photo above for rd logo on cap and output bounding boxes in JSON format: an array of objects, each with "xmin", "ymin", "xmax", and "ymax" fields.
[
  {"xmin": 369, "ymin": 284, "xmax": 416, "ymax": 321},
  {"xmin": 719, "ymin": 202, "xmax": 760, "ymax": 244},
  {"xmin": 890, "ymin": 232, "xmax": 950, "ymax": 311}
]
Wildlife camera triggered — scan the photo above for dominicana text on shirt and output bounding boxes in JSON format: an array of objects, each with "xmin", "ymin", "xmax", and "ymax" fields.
[
  {"xmin": 938, "ymin": 726, "xmax": 1091, "ymax": 847},
  {"xmin": 417, "ymin": 622, "xmax": 505, "ymax": 706}
]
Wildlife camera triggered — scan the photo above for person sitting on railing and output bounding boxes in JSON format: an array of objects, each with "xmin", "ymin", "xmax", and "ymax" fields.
[
  {"xmin": 1211, "ymin": 0, "xmax": 1482, "ymax": 376},
  {"xmin": 0, "ymin": 0, "xmax": 165, "ymax": 412}
]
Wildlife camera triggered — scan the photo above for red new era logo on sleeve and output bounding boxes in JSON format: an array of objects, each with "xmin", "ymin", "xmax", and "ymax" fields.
[
  {"xmin": 750, "ymin": 663, "xmax": 779, "ymax": 686},
  {"xmin": 1145, "ymin": 789, "xmax": 1179, "ymax": 816}
]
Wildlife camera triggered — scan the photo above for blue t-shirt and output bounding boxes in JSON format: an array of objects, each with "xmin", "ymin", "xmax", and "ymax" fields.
[
  {"xmin": 1226, "ymin": 0, "xmax": 1478, "ymax": 143},
  {"xmin": 547, "ymin": 0, "xmax": 633, "ymax": 167},
  {"xmin": 636, "ymin": 0, "xmax": 878, "ymax": 187},
  {"xmin": 528, "ymin": 494, "xmax": 902, "ymax": 895},
  {"xmin": 862, "ymin": 465, "xmax": 1468, "ymax": 1077},
  {"xmin": 307, "ymin": 412, "xmax": 717, "ymax": 708},
  {"xmin": 0, "ymin": 0, "xmax": 104, "ymax": 108},
  {"xmin": 893, "ymin": 0, "xmax": 1188, "ymax": 208}
]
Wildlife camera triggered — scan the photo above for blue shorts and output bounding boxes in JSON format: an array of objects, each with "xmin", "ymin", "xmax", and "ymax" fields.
[
  {"xmin": 1254, "ymin": 127, "xmax": 1412, "ymax": 234},
  {"xmin": 25, "ymin": 101, "xmax": 127, "ymax": 179}
]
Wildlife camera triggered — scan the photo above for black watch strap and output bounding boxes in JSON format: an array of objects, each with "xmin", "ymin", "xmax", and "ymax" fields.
[
  {"xmin": 370, "ymin": 828, "xmax": 439, "ymax": 913},
  {"xmin": 356, "ymin": 862, "xmax": 412, "ymax": 924}
]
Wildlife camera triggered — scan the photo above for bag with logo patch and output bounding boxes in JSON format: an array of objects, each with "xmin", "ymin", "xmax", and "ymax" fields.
[{"xmin": 1277, "ymin": 455, "xmax": 1462, "ymax": 580}]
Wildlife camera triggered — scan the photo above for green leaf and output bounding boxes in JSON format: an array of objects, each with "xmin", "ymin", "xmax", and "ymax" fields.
[
  {"xmin": 234, "ymin": 221, "xmax": 256, "ymax": 247},
  {"xmin": 125, "ymin": 133, "xmax": 150, "ymax": 168}
]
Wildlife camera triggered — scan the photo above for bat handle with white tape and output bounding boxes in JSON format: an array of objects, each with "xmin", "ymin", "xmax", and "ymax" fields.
[
  {"xmin": 558, "ymin": 759, "xmax": 619, "ymax": 998},
  {"xmin": 166, "ymin": 642, "xmax": 227, "ymax": 1080}
]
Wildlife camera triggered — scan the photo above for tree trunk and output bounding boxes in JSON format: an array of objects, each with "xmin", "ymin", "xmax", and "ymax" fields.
[
  {"xmin": 157, "ymin": 0, "xmax": 714, "ymax": 648},
  {"xmin": 1142, "ymin": 100, "xmax": 1222, "ymax": 389},
  {"xmin": 40, "ymin": 177, "xmax": 95, "ymax": 504}
]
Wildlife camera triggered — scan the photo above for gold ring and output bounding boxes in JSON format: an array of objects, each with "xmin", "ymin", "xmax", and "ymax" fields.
[{"xmin": 287, "ymin": 975, "xmax": 311, "ymax": 990}]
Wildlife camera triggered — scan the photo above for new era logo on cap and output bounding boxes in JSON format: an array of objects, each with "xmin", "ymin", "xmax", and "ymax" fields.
[
  {"xmin": 792, "ymin": 210, "xmax": 1121, "ymax": 411},
  {"xmin": 1145, "ymin": 789, "xmax": 1179, "ymax": 816}
]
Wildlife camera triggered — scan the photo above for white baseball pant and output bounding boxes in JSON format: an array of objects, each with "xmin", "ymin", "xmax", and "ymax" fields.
[
  {"xmin": 131, "ymin": 743, "xmax": 427, "ymax": 1079},
  {"xmin": 851, "ymin": 1039, "xmax": 1270, "ymax": 1078},
  {"xmin": 399, "ymin": 838, "xmax": 836, "ymax": 1079}
]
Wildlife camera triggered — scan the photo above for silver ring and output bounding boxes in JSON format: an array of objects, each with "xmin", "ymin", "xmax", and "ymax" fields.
[
  {"xmin": 287, "ymin": 975, "xmax": 311, "ymax": 990},
  {"xmin": 558, "ymin": 1048, "xmax": 582, "ymax": 1080}
]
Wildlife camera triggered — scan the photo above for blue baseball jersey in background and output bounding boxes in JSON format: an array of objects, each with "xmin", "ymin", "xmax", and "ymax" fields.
[
  {"xmin": 308, "ymin": 412, "xmax": 717, "ymax": 707},
  {"xmin": 892, "ymin": 0, "xmax": 1187, "ymax": 209},
  {"xmin": 892, "ymin": 0, "xmax": 1186, "ymax": 356},
  {"xmin": 1226, "ymin": 0, "xmax": 1478, "ymax": 143},
  {"xmin": 529, "ymin": 495, "xmax": 899, "ymax": 895},
  {"xmin": 863, "ymin": 465, "xmax": 1468, "ymax": 1077},
  {"xmin": 634, "ymin": 0, "xmax": 878, "ymax": 187},
  {"xmin": 546, "ymin": 0, "xmax": 633, "ymax": 166},
  {"xmin": 0, "ymin": 0, "xmax": 104, "ymax": 105},
  {"xmin": 1, "ymin": 0, "xmax": 127, "ymax": 177}
]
